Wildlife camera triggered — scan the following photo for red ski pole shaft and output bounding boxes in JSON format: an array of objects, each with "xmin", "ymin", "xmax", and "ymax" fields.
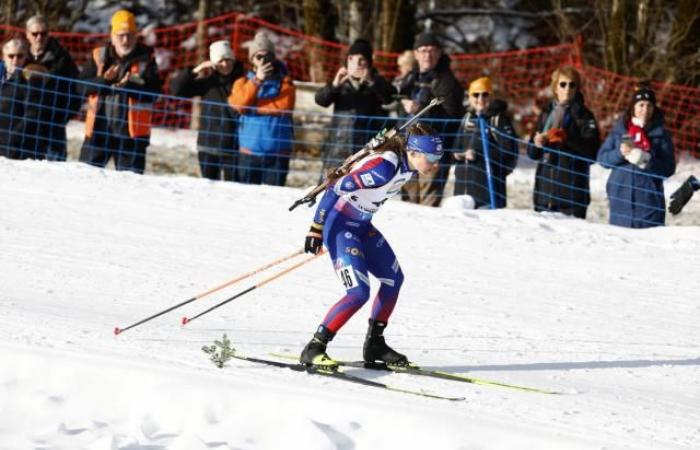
[
  {"xmin": 114, "ymin": 249, "xmax": 304, "ymax": 335},
  {"xmin": 182, "ymin": 250, "xmax": 325, "ymax": 326}
]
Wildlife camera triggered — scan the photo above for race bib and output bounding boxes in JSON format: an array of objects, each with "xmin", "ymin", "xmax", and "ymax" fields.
[{"xmin": 336, "ymin": 265, "xmax": 358, "ymax": 289}]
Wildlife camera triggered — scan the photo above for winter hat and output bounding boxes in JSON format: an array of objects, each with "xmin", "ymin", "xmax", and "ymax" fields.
[
  {"xmin": 248, "ymin": 31, "xmax": 275, "ymax": 58},
  {"xmin": 209, "ymin": 40, "xmax": 234, "ymax": 64},
  {"xmin": 468, "ymin": 77, "xmax": 492, "ymax": 95},
  {"xmin": 347, "ymin": 39, "xmax": 373, "ymax": 66},
  {"xmin": 631, "ymin": 85, "xmax": 656, "ymax": 107},
  {"xmin": 111, "ymin": 10, "xmax": 137, "ymax": 34},
  {"xmin": 413, "ymin": 32, "xmax": 442, "ymax": 50}
]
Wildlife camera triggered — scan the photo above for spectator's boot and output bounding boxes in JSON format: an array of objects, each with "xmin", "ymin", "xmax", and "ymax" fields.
[
  {"xmin": 300, "ymin": 326, "xmax": 338, "ymax": 370},
  {"xmin": 363, "ymin": 319, "xmax": 409, "ymax": 366}
]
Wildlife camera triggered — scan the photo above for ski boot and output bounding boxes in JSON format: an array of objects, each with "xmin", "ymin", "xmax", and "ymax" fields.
[
  {"xmin": 363, "ymin": 319, "xmax": 409, "ymax": 367},
  {"xmin": 300, "ymin": 326, "xmax": 338, "ymax": 370}
]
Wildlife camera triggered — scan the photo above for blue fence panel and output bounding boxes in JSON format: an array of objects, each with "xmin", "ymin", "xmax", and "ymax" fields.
[{"xmin": 0, "ymin": 69, "xmax": 685, "ymax": 228}]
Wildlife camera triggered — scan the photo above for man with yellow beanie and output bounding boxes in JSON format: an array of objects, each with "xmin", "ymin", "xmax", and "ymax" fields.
[
  {"xmin": 78, "ymin": 9, "xmax": 162, "ymax": 174},
  {"xmin": 453, "ymin": 76, "xmax": 518, "ymax": 208}
]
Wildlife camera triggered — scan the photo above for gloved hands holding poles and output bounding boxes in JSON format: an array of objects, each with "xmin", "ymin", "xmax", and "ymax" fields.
[{"xmin": 305, "ymin": 223, "xmax": 324, "ymax": 254}]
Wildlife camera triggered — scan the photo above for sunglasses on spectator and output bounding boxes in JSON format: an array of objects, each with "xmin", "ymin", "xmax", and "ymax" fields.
[
  {"xmin": 559, "ymin": 81, "xmax": 576, "ymax": 89},
  {"xmin": 6, "ymin": 54, "xmax": 26, "ymax": 59},
  {"xmin": 471, "ymin": 92, "xmax": 490, "ymax": 99},
  {"xmin": 30, "ymin": 31, "xmax": 48, "ymax": 37}
]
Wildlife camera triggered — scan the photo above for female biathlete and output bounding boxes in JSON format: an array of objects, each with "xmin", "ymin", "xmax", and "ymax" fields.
[{"xmin": 301, "ymin": 123, "xmax": 443, "ymax": 368}]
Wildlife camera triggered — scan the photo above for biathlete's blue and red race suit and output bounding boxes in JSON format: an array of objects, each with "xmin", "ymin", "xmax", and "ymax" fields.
[{"xmin": 311, "ymin": 150, "xmax": 415, "ymax": 333}]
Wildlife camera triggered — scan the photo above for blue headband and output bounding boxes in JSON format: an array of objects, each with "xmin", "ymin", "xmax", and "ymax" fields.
[{"xmin": 407, "ymin": 134, "xmax": 443, "ymax": 156}]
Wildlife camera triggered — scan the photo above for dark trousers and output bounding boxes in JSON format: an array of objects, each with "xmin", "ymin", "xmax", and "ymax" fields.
[
  {"xmin": 79, "ymin": 133, "xmax": 149, "ymax": 174},
  {"xmin": 198, "ymin": 150, "xmax": 238, "ymax": 182},
  {"xmin": 238, "ymin": 153, "xmax": 290, "ymax": 186}
]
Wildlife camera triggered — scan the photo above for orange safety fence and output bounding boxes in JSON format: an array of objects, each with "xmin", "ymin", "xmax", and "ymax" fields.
[{"xmin": 1, "ymin": 12, "xmax": 697, "ymax": 157}]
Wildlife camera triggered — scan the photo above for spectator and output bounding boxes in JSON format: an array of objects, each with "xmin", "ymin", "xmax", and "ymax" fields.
[
  {"xmin": 314, "ymin": 38, "xmax": 394, "ymax": 177},
  {"xmin": 25, "ymin": 15, "xmax": 80, "ymax": 161},
  {"xmin": 170, "ymin": 40, "xmax": 244, "ymax": 181},
  {"xmin": 669, "ymin": 175, "xmax": 699, "ymax": 215},
  {"xmin": 0, "ymin": 38, "xmax": 29, "ymax": 159},
  {"xmin": 382, "ymin": 50, "xmax": 415, "ymax": 115},
  {"xmin": 528, "ymin": 66, "xmax": 600, "ymax": 219},
  {"xmin": 228, "ymin": 31, "xmax": 295, "ymax": 186},
  {"xmin": 78, "ymin": 9, "xmax": 162, "ymax": 174},
  {"xmin": 454, "ymin": 77, "xmax": 518, "ymax": 208},
  {"xmin": 394, "ymin": 50, "xmax": 415, "ymax": 92},
  {"xmin": 398, "ymin": 32, "xmax": 464, "ymax": 207},
  {"xmin": 597, "ymin": 85, "xmax": 676, "ymax": 228}
]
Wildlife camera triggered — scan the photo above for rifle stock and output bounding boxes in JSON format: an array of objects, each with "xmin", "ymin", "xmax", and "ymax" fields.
[{"xmin": 289, "ymin": 97, "xmax": 444, "ymax": 211}]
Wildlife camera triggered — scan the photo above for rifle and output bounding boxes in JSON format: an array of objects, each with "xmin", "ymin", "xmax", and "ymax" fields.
[{"xmin": 289, "ymin": 96, "xmax": 445, "ymax": 211}]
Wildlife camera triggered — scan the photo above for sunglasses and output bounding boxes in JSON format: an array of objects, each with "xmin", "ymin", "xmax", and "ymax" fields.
[
  {"xmin": 471, "ymin": 92, "xmax": 490, "ymax": 99},
  {"xmin": 559, "ymin": 81, "xmax": 576, "ymax": 89},
  {"xmin": 423, "ymin": 152, "xmax": 442, "ymax": 163},
  {"xmin": 6, "ymin": 54, "xmax": 26, "ymax": 59},
  {"xmin": 30, "ymin": 31, "xmax": 48, "ymax": 37}
]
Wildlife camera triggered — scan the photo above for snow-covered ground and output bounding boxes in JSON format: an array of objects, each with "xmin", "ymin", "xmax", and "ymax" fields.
[{"xmin": 1, "ymin": 157, "xmax": 699, "ymax": 450}]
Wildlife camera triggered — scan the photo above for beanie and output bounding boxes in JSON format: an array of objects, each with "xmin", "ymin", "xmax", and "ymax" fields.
[
  {"xmin": 111, "ymin": 10, "xmax": 137, "ymax": 34},
  {"xmin": 631, "ymin": 86, "xmax": 656, "ymax": 107},
  {"xmin": 413, "ymin": 32, "xmax": 442, "ymax": 50},
  {"xmin": 468, "ymin": 77, "xmax": 492, "ymax": 95},
  {"xmin": 347, "ymin": 39, "xmax": 373, "ymax": 66},
  {"xmin": 209, "ymin": 40, "xmax": 234, "ymax": 64},
  {"xmin": 248, "ymin": 31, "xmax": 275, "ymax": 58}
]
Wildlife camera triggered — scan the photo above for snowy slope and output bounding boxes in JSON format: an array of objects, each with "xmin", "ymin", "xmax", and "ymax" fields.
[{"xmin": 1, "ymin": 158, "xmax": 699, "ymax": 450}]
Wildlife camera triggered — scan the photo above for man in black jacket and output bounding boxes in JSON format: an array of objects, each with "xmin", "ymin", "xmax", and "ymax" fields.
[
  {"xmin": 79, "ymin": 10, "xmax": 162, "ymax": 174},
  {"xmin": 25, "ymin": 15, "xmax": 80, "ymax": 161},
  {"xmin": 170, "ymin": 40, "xmax": 245, "ymax": 181},
  {"xmin": 398, "ymin": 32, "xmax": 464, "ymax": 207}
]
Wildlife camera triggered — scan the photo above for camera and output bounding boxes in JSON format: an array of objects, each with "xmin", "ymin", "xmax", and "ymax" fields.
[{"xmin": 261, "ymin": 53, "xmax": 274, "ymax": 65}]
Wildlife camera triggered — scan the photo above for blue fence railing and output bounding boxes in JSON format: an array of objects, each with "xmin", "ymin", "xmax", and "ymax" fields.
[{"xmin": 0, "ymin": 69, "xmax": 683, "ymax": 228}]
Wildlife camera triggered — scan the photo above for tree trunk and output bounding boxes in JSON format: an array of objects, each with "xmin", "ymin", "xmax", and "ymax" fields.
[
  {"xmin": 348, "ymin": 0, "xmax": 363, "ymax": 42},
  {"xmin": 605, "ymin": 0, "xmax": 627, "ymax": 75},
  {"xmin": 303, "ymin": 0, "xmax": 333, "ymax": 82},
  {"xmin": 2, "ymin": 0, "xmax": 14, "ymax": 27},
  {"xmin": 378, "ymin": 0, "xmax": 415, "ymax": 52}
]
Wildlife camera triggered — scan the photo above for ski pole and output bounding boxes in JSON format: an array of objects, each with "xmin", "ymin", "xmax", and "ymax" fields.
[
  {"xmin": 182, "ymin": 250, "xmax": 325, "ymax": 326},
  {"xmin": 114, "ymin": 249, "xmax": 304, "ymax": 335},
  {"xmin": 289, "ymin": 96, "xmax": 445, "ymax": 211}
]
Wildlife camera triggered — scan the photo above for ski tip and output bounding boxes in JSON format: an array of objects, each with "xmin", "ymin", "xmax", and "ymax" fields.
[
  {"xmin": 113, "ymin": 327, "xmax": 122, "ymax": 336},
  {"xmin": 181, "ymin": 317, "xmax": 189, "ymax": 325}
]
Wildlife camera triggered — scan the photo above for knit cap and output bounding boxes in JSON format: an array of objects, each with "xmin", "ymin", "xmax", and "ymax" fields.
[
  {"xmin": 468, "ymin": 77, "xmax": 492, "ymax": 95},
  {"xmin": 248, "ymin": 31, "xmax": 275, "ymax": 58},
  {"xmin": 347, "ymin": 39, "xmax": 373, "ymax": 66},
  {"xmin": 111, "ymin": 10, "xmax": 136, "ymax": 34},
  {"xmin": 210, "ymin": 40, "xmax": 234, "ymax": 63}
]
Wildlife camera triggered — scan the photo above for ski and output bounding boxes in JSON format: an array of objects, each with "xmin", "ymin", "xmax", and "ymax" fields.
[
  {"xmin": 201, "ymin": 335, "xmax": 464, "ymax": 402},
  {"xmin": 231, "ymin": 353, "xmax": 465, "ymax": 401},
  {"xmin": 270, "ymin": 352, "xmax": 563, "ymax": 395}
]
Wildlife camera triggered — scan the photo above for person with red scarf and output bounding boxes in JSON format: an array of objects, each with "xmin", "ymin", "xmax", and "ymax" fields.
[{"xmin": 597, "ymin": 85, "xmax": 676, "ymax": 228}]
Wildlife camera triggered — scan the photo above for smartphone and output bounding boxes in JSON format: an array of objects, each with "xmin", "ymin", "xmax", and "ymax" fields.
[{"xmin": 261, "ymin": 53, "xmax": 274, "ymax": 65}]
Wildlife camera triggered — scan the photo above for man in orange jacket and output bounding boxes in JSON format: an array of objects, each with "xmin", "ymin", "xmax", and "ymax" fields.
[
  {"xmin": 79, "ymin": 10, "xmax": 162, "ymax": 174},
  {"xmin": 228, "ymin": 31, "xmax": 295, "ymax": 186}
]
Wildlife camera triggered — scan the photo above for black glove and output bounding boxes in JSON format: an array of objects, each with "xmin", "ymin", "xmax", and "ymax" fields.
[
  {"xmin": 669, "ymin": 175, "xmax": 698, "ymax": 215},
  {"xmin": 305, "ymin": 223, "xmax": 324, "ymax": 254}
]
